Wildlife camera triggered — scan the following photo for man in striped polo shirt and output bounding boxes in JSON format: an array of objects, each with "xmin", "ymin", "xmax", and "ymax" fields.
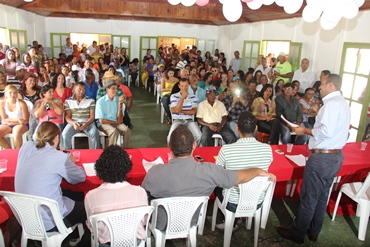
[
  {"xmin": 167, "ymin": 78, "xmax": 201, "ymax": 146},
  {"xmin": 215, "ymin": 111, "xmax": 273, "ymax": 231},
  {"xmin": 62, "ymin": 81, "xmax": 100, "ymax": 149}
]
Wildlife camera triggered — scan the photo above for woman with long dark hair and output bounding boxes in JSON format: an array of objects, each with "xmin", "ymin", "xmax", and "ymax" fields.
[
  {"xmin": 52, "ymin": 73, "xmax": 72, "ymax": 103},
  {"xmin": 252, "ymin": 84, "xmax": 279, "ymax": 144},
  {"xmin": 18, "ymin": 72, "xmax": 41, "ymax": 104}
]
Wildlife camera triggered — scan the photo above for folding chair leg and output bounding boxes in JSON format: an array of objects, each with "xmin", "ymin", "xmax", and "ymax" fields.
[
  {"xmin": 332, "ymin": 191, "xmax": 343, "ymax": 221},
  {"xmin": 223, "ymin": 213, "xmax": 235, "ymax": 247},
  {"xmin": 211, "ymin": 200, "xmax": 219, "ymax": 231},
  {"xmin": 358, "ymin": 206, "xmax": 370, "ymax": 241},
  {"xmin": 254, "ymin": 209, "xmax": 261, "ymax": 247}
]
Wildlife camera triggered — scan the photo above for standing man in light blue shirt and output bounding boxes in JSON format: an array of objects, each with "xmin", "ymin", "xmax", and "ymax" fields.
[
  {"xmin": 277, "ymin": 74, "xmax": 351, "ymax": 244},
  {"xmin": 95, "ymin": 80, "xmax": 131, "ymax": 148}
]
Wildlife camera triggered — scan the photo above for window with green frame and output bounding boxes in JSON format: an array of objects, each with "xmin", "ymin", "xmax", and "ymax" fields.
[
  {"xmin": 112, "ymin": 35, "xmax": 131, "ymax": 60},
  {"xmin": 50, "ymin": 33, "xmax": 69, "ymax": 58},
  {"xmin": 340, "ymin": 43, "xmax": 370, "ymax": 142},
  {"xmin": 9, "ymin": 29, "xmax": 28, "ymax": 54},
  {"xmin": 241, "ymin": 41, "xmax": 260, "ymax": 72}
]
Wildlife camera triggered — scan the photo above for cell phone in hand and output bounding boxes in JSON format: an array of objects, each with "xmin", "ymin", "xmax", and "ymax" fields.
[{"xmin": 194, "ymin": 155, "xmax": 204, "ymax": 162}]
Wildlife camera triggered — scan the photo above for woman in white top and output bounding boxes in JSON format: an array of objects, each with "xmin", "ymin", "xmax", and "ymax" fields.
[{"xmin": 0, "ymin": 85, "xmax": 29, "ymax": 149}]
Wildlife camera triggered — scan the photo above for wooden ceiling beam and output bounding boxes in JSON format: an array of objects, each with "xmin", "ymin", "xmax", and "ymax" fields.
[{"xmin": 21, "ymin": 0, "xmax": 227, "ymax": 22}]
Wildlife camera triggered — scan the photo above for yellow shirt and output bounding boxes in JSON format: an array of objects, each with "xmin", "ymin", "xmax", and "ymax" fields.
[
  {"xmin": 197, "ymin": 100, "xmax": 227, "ymax": 123},
  {"xmin": 162, "ymin": 80, "xmax": 177, "ymax": 96}
]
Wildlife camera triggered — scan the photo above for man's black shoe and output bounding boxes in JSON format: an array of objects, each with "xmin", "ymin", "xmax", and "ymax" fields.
[
  {"xmin": 308, "ymin": 233, "xmax": 318, "ymax": 242},
  {"xmin": 276, "ymin": 226, "xmax": 304, "ymax": 244}
]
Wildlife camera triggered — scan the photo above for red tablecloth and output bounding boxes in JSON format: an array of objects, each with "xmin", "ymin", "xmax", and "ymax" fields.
[{"xmin": 1, "ymin": 143, "xmax": 369, "ymax": 194}]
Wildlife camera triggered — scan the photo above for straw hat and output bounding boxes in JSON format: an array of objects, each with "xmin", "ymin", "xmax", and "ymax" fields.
[{"xmin": 102, "ymin": 71, "xmax": 119, "ymax": 80}]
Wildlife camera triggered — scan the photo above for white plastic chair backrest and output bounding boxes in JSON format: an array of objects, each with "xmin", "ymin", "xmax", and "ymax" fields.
[
  {"xmin": 89, "ymin": 206, "xmax": 154, "ymax": 247},
  {"xmin": 0, "ymin": 191, "xmax": 70, "ymax": 240},
  {"xmin": 151, "ymin": 196, "xmax": 208, "ymax": 235},
  {"xmin": 223, "ymin": 177, "xmax": 271, "ymax": 214},
  {"xmin": 24, "ymin": 99, "xmax": 33, "ymax": 115},
  {"xmin": 355, "ymin": 172, "xmax": 370, "ymax": 199}
]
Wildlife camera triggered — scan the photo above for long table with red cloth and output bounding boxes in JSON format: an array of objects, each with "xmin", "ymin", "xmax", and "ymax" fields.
[{"xmin": 0, "ymin": 143, "xmax": 369, "ymax": 194}]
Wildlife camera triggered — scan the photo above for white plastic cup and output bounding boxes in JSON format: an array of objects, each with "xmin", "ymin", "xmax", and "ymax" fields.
[
  {"xmin": 287, "ymin": 143, "xmax": 293, "ymax": 153},
  {"xmin": 72, "ymin": 151, "xmax": 81, "ymax": 162},
  {"xmin": 361, "ymin": 142, "xmax": 367, "ymax": 151},
  {"xmin": 0, "ymin": 159, "xmax": 7, "ymax": 173}
]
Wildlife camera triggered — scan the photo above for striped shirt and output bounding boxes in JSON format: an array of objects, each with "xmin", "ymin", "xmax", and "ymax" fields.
[
  {"xmin": 64, "ymin": 95, "xmax": 95, "ymax": 122},
  {"xmin": 216, "ymin": 137, "xmax": 273, "ymax": 204},
  {"xmin": 170, "ymin": 92, "xmax": 197, "ymax": 120}
]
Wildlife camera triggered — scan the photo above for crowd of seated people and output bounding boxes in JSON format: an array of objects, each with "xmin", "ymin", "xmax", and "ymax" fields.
[
  {"xmin": 0, "ymin": 39, "xmax": 135, "ymax": 149},
  {"xmin": 151, "ymin": 46, "xmax": 324, "ymax": 146},
  {"xmin": 0, "ymin": 38, "xmax": 328, "ymax": 149}
]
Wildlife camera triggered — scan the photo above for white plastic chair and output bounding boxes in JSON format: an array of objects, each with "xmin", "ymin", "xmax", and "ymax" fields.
[
  {"xmin": 149, "ymin": 196, "xmax": 209, "ymax": 247},
  {"xmin": 4, "ymin": 132, "xmax": 29, "ymax": 149},
  {"xmin": 260, "ymin": 181, "xmax": 276, "ymax": 229},
  {"xmin": 0, "ymin": 191, "xmax": 84, "ymax": 247},
  {"xmin": 71, "ymin": 133, "xmax": 93, "ymax": 149},
  {"xmin": 71, "ymin": 131, "xmax": 109, "ymax": 149},
  {"xmin": 212, "ymin": 134, "xmax": 225, "ymax": 146},
  {"xmin": 332, "ymin": 172, "xmax": 370, "ymax": 241},
  {"xmin": 89, "ymin": 206, "xmax": 154, "ymax": 247},
  {"xmin": 211, "ymin": 177, "xmax": 272, "ymax": 247},
  {"xmin": 156, "ymin": 85, "xmax": 161, "ymax": 104},
  {"xmin": 160, "ymin": 103, "xmax": 165, "ymax": 124},
  {"xmin": 128, "ymin": 75, "xmax": 139, "ymax": 87},
  {"xmin": 0, "ymin": 229, "xmax": 4, "ymax": 247}
]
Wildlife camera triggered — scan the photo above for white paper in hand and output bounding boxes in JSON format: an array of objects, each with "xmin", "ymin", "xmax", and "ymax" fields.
[
  {"xmin": 281, "ymin": 115, "xmax": 299, "ymax": 128},
  {"xmin": 285, "ymin": 154, "xmax": 306, "ymax": 166},
  {"xmin": 142, "ymin": 157, "xmax": 164, "ymax": 172},
  {"xmin": 83, "ymin": 163, "xmax": 96, "ymax": 176}
]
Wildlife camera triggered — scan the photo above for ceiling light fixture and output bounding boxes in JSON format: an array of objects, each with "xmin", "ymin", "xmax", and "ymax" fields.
[{"xmin": 24, "ymin": 0, "xmax": 34, "ymax": 2}]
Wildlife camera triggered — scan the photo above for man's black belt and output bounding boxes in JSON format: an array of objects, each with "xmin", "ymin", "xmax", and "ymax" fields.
[{"xmin": 310, "ymin": 149, "xmax": 342, "ymax": 154}]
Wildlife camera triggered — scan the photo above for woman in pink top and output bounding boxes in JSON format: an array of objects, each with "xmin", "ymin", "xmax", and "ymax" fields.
[
  {"xmin": 85, "ymin": 145, "xmax": 148, "ymax": 246},
  {"xmin": 34, "ymin": 85, "xmax": 64, "ymax": 131},
  {"xmin": 0, "ymin": 50, "xmax": 20, "ymax": 80},
  {"xmin": 52, "ymin": 73, "xmax": 72, "ymax": 103}
]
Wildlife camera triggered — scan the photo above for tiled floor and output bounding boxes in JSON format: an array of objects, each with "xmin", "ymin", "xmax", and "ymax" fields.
[{"xmin": 28, "ymin": 86, "xmax": 370, "ymax": 246}]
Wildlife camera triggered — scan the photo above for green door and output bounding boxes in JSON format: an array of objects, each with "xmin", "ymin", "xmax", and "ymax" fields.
[
  {"xmin": 50, "ymin": 33, "xmax": 69, "ymax": 58},
  {"xmin": 241, "ymin": 41, "xmax": 260, "ymax": 72},
  {"xmin": 340, "ymin": 43, "xmax": 370, "ymax": 141}
]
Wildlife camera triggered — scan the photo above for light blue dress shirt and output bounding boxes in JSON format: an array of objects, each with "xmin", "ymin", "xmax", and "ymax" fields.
[
  {"xmin": 309, "ymin": 91, "xmax": 351, "ymax": 149},
  {"xmin": 15, "ymin": 141, "xmax": 86, "ymax": 230},
  {"xmin": 188, "ymin": 86, "xmax": 206, "ymax": 103},
  {"xmin": 95, "ymin": 94, "xmax": 119, "ymax": 127}
]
